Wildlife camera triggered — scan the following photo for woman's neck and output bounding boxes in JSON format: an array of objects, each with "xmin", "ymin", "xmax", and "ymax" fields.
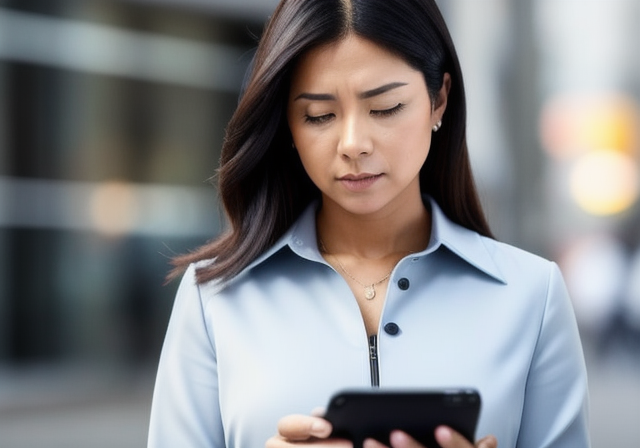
[{"xmin": 316, "ymin": 194, "xmax": 431, "ymax": 260}]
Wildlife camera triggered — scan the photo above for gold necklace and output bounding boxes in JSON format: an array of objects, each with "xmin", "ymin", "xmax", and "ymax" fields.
[{"xmin": 319, "ymin": 239, "xmax": 394, "ymax": 300}]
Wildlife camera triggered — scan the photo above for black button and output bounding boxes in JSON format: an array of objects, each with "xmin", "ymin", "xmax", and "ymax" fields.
[
  {"xmin": 384, "ymin": 322, "xmax": 400, "ymax": 336},
  {"xmin": 397, "ymin": 278, "xmax": 410, "ymax": 290}
]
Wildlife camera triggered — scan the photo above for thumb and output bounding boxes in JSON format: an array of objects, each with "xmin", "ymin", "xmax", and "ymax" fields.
[{"xmin": 277, "ymin": 415, "xmax": 333, "ymax": 441}]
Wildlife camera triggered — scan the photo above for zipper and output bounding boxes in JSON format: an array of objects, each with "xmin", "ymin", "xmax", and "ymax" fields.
[{"xmin": 368, "ymin": 334, "xmax": 380, "ymax": 387}]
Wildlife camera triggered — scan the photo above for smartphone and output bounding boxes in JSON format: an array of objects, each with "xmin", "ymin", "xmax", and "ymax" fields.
[{"xmin": 323, "ymin": 388, "xmax": 481, "ymax": 448}]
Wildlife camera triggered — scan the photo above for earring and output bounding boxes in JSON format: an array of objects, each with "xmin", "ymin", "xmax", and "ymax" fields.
[{"xmin": 432, "ymin": 120, "xmax": 442, "ymax": 132}]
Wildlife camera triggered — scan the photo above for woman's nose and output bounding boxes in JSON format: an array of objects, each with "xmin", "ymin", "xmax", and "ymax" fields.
[{"xmin": 337, "ymin": 115, "xmax": 373, "ymax": 159}]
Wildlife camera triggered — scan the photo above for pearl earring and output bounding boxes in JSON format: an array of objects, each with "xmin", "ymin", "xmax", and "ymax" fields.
[{"xmin": 432, "ymin": 120, "xmax": 442, "ymax": 132}]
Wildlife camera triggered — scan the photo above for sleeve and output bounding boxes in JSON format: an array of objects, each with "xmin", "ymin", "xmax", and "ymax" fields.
[
  {"xmin": 517, "ymin": 263, "xmax": 591, "ymax": 448},
  {"xmin": 147, "ymin": 264, "xmax": 225, "ymax": 448}
]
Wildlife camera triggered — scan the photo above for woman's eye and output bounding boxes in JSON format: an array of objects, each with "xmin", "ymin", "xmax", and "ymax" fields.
[
  {"xmin": 304, "ymin": 113, "xmax": 334, "ymax": 125},
  {"xmin": 371, "ymin": 103, "xmax": 405, "ymax": 117}
]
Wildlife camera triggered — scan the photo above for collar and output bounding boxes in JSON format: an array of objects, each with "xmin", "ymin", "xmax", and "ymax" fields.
[
  {"xmin": 424, "ymin": 197, "xmax": 506, "ymax": 283},
  {"xmin": 233, "ymin": 197, "xmax": 506, "ymax": 285}
]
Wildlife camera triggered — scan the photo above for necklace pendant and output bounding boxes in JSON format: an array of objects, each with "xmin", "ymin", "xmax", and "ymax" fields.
[{"xmin": 364, "ymin": 285, "xmax": 376, "ymax": 300}]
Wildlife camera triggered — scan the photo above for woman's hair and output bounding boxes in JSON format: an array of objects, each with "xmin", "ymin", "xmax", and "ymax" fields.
[{"xmin": 170, "ymin": 0, "xmax": 493, "ymax": 284}]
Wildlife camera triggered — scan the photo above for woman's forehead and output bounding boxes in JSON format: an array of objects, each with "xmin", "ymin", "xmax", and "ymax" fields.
[{"xmin": 289, "ymin": 35, "xmax": 419, "ymax": 91}]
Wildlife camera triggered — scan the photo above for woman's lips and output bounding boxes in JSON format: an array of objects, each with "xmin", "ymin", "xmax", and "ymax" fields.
[{"xmin": 338, "ymin": 173, "xmax": 383, "ymax": 192}]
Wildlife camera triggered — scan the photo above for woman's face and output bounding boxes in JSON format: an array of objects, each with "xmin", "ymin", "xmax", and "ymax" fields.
[{"xmin": 287, "ymin": 35, "xmax": 449, "ymax": 218}]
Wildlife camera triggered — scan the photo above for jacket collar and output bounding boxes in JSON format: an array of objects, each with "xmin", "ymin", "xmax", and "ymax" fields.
[
  {"xmin": 233, "ymin": 197, "xmax": 506, "ymax": 285},
  {"xmin": 424, "ymin": 197, "xmax": 506, "ymax": 284}
]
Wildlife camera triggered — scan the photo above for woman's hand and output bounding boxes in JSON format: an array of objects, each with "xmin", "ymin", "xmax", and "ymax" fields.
[
  {"xmin": 265, "ymin": 414, "xmax": 352, "ymax": 448},
  {"xmin": 362, "ymin": 427, "xmax": 497, "ymax": 448},
  {"xmin": 266, "ymin": 416, "xmax": 496, "ymax": 448}
]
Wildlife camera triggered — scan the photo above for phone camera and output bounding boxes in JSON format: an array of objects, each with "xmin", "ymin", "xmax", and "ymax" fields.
[
  {"xmin": 444, "ymin": 394, "xmax": 463, "ymax": 406},
  {"xmin": 334, "ymin": 396, "xmax": 347, "ymax": 408}
]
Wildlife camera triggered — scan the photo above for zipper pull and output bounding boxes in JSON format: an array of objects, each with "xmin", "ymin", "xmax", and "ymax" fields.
[
  {"xmin": 369, "ymin": 337, "xmax": 377, "ymax": 360},
  {"xmin": 368, "ymin": 334, "xmax": 380, "ymax": 387}
]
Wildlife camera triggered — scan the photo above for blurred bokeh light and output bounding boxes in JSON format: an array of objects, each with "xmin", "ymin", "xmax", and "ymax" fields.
[{"xmin": 541, "ymin": 94, "xmax": 639, "ymax": 215}]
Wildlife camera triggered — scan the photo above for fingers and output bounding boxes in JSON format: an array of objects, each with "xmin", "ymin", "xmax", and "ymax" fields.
[
  {"xmin": 270, "ymin": 418, "xmax": 497, "ymax": 448},
  {"xmin": 364, "ymin": 428, "xmax": 497, "ymax": 448},
  {"xmin": 277, "ymin": 414, "xmax": 333, "ymax": 441},
  {"xmin": 388, "ymin": 431, "xmax": 425, "ymax": 448},
  {"xmin": 434, "ymin": 426, "xmax": 463, "ymax": 447},
  {"xmin": 474, "ymin": 435, "xmax": 498, "ymax": 448},
  {"xmin": 435, "ymin": 427, "xmax": 497, "ymax": 448},
  {"xmin": 363, "ymin": 438, "xmax": 388, "ymax": 448}
]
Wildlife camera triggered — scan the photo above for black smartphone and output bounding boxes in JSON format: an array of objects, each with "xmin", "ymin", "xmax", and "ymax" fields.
[{"xmin": 323, "ymin": 388, "xmax": 481, "ymax": 448}]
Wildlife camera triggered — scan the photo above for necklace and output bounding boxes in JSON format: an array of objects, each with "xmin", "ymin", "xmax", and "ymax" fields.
[{"xmin": 319, "ymin": 239, "xmax": 394, "ymax": 300}]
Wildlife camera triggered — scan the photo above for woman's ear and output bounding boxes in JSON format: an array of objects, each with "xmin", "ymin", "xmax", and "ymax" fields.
[{"xmin": 432, "ymin": 72, "xmax": 451, "ymax": 125}]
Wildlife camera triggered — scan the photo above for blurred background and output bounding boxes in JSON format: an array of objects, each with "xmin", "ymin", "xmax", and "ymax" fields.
[{"xmin": 0, "ymin": 0, "xmax": 638, "ymax": 446}]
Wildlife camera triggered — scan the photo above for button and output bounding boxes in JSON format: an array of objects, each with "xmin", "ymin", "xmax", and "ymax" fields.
[
  {"xmin": 384, "ymin": 322, "xmax": 400, "ymax": 336},
  {"xmin": 397, "ymin": 278, "xmax": 410, "ymax": 290}
]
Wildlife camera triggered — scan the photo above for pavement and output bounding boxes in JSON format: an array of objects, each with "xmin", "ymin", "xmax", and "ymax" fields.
[{"xmin": 0, "ymin": 365, "xmax": 153, "ymax": 448}]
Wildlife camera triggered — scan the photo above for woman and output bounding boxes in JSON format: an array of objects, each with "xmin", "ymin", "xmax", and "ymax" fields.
[{"xmin": 148, "ymin": 1, "xmax": 590, "ymax": 447}]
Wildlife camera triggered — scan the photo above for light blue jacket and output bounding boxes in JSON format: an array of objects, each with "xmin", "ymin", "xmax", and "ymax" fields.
[{"xmin": 148, "ymin": 198, "xmax": 590, "ymax": 448}]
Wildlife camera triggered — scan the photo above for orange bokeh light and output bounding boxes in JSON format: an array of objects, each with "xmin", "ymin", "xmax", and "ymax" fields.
[{"xmin": 540, "ymin": 94, "xmax": 639, "ymax": 160}]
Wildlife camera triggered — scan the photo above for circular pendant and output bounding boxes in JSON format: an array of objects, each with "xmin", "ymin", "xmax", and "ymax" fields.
[{"xmin": 364, "ymin": 285, "xmax": 376, "ymax": 300}]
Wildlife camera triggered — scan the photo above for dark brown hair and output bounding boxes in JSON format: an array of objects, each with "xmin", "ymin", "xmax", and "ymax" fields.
[{"xmin": 170, "ymin": 0, "xmax": 493, "ymax": 284}]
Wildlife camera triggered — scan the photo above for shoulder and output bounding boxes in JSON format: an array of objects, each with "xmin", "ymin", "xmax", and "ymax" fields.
[
  {"xmin": 472, "ymin": 236, "xmax": 574, "ymax": 324},
  {"xmin": 429, "ymin": 197, "xmax": 560, "ymax": 289},
  {"xmin": 191, "ymin": 201, "xmax": 323, "ymax": 293},
  {"xmin": 172, "ymin": 261, "xmax": 223, "ymax": 311},
  {"xmin": 485, "ymin": 236, "xmax": 556, "ymax": 274},
  {"xmin": 485, "ymin": 234, "xmax": 563, "ymax": 284},
  {"xmin": 184, "ymin": 244, "xmax": 309, "ymax": 303}
]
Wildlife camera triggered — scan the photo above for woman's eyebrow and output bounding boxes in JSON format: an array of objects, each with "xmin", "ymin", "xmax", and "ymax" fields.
[
  {"xmin": 294, "ymin": 92, "xmax": 336, "ymax": 101},
  {"xmin": 293, "ymin": 82, "xmax": 408, "ymax": 102},
  {"xmin": 358, "ymin": 82, "xmax": 408, "ymax": 99}
]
